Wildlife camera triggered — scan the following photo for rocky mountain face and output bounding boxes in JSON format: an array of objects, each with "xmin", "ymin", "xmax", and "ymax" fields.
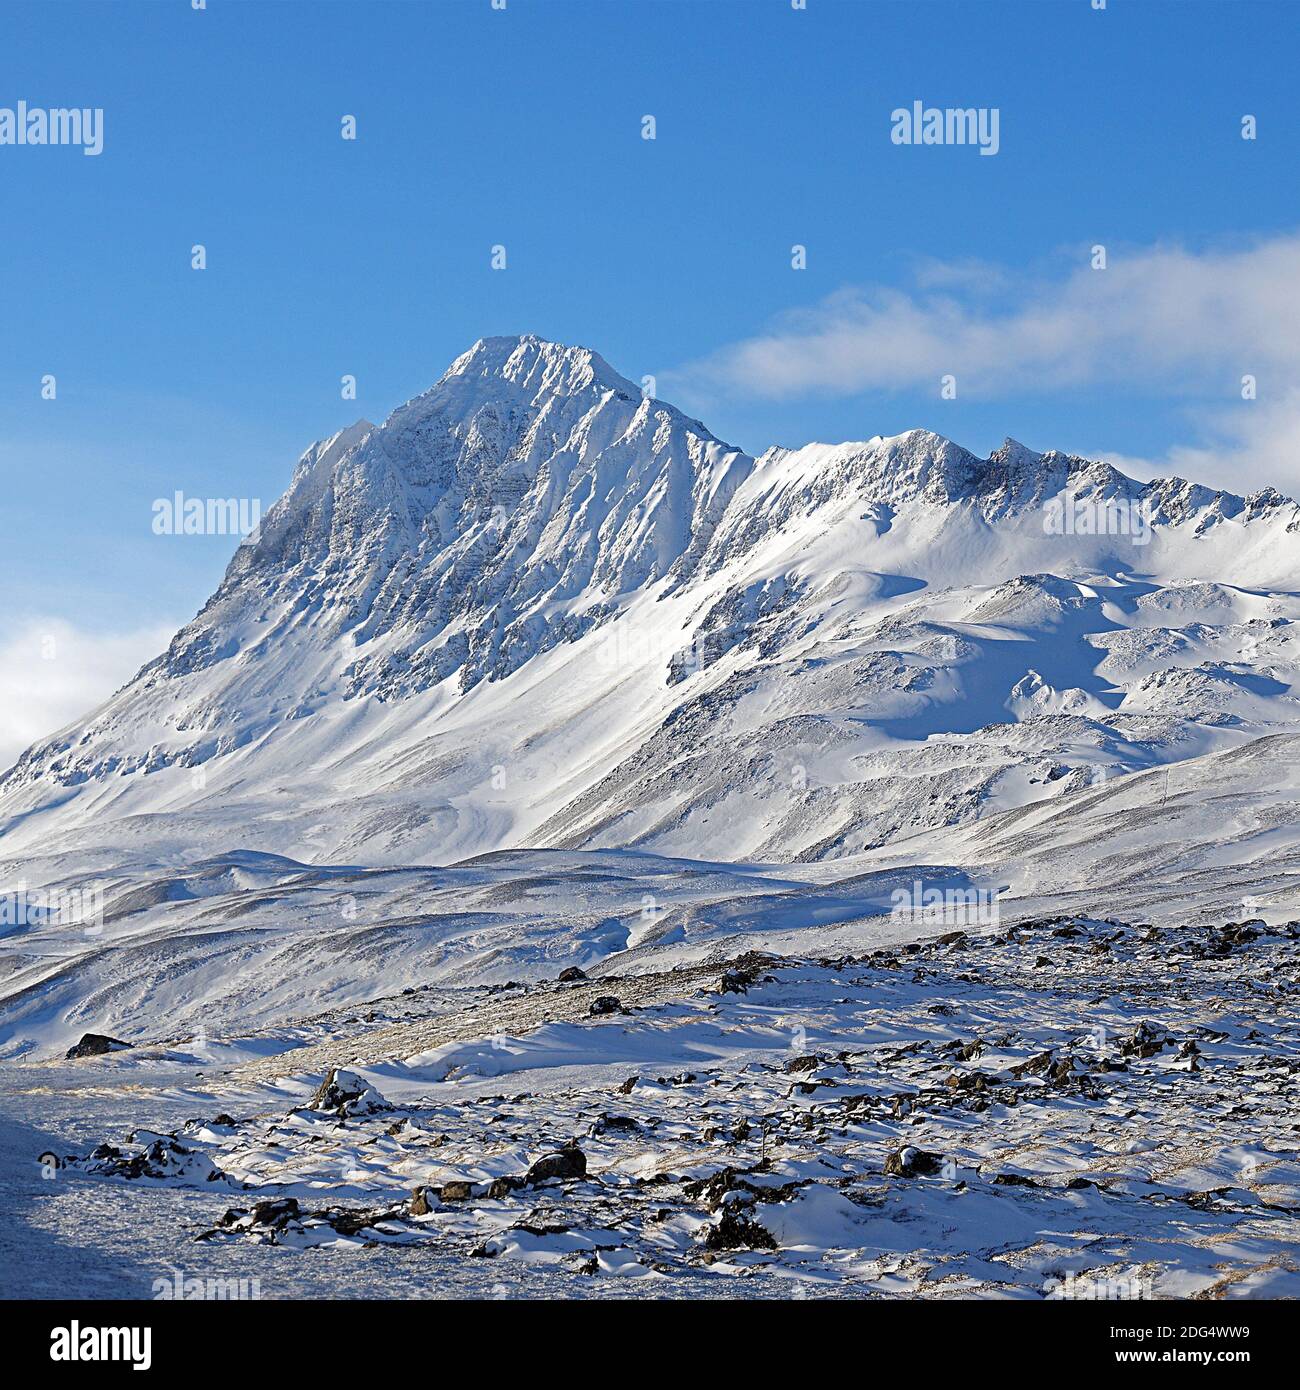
[{"xmin": 4, "ymin": 334, "xmax": 1300, "ymax": 871}]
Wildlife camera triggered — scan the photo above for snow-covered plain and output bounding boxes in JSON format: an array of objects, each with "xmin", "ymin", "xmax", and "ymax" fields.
[
  {"xmin": 1, "ymin": 336, "xmax": 1297, "ymax": 1299},
  {"xmin": 13, "ymin": 915, "xmax": 1299, "ymax": 1299}
]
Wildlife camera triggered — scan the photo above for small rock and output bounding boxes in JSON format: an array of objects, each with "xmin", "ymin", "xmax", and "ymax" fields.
[
  {"xmin": 557, "ymin": 966, "xmax": 587, "ymax": 982},
  {"xmin": 1121, "ymin": 1020, "xmax": 1172, "ymax": 1059},
  {"xmin": 591, "ymin": 1113, "xmax": 641, "ymax": 1135},
  {"xmin": 589, "ymin": 995, "xmax": 623, "ymax": 1016},
  {"xmin": 222, "ymin": 1196, "xmax": 300, "ymax": 1230}
]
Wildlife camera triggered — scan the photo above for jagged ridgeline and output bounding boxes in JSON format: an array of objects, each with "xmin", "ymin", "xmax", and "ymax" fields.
[{"xmin": 3, "ymin": 334, "xmax": 1300, "ymax": 869}]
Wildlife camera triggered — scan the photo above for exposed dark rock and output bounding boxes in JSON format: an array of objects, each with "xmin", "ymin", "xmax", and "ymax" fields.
[
  {"xmin": 66, "ymin": 1033, "xmax": 132, "ymax": 1059},
  {"xmin": 591, "ymin": 1113, "xmax": 641, "ymax": 1135},
  {"xmin": 525, "ymin": 1142, "xmax": 586, "ymax": 1186},
  {"xmin": 218, "ymin": 1196, "xmax": 301, "ymax": 1231},
  {"xmin": 308, "ymin": 1067, "xmax": 390, "ymax": 1117},
  {"xmin": 1012, "ymin": 1049, "xmax": 1056, "ymax": 1077},
  {"xmin": 884, "ymin": 1146, "xmax": 945, "ymax": 1178},
  {"xmin": 84, "ymin": 1133, "xmax": 230, "ymax": 1184},
  {"xmin": 701, "ymin": 1207, "xmax": 777, "ymax": 1251},
  {"xmin": 1121, "ymin": 1020, "xmax": 1172, "ymax": 1059},
  {"xmin": 685, "ymin": 1166, "xmax": 776, "ymax": 1211}
]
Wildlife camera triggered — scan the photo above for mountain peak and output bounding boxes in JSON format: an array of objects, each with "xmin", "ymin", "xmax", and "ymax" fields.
[
  {"xmin": 439, "ymin": 334, "xmax": 638, "ymax": 400},
  {"xmin": 7, "ymin": 333, "xmax": 1300, "ymax": 880},
  {"xmin": 990, "ymin": 436, "xmax": 1043, "ymax": 467}
]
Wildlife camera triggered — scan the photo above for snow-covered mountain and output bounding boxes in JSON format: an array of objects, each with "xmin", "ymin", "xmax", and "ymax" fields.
[{"xmin": 4, "ymin": 333, "xmax": 1300, "ymax": 877}]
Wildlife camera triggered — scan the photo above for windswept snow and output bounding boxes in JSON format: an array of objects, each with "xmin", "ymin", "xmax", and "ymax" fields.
[
  {"xmin": 1, "ymin": 336, "xmax": 1298, "ymax": 1301},
  {"xmin": 18, "ymin": 915, "xmax": 1299, "ymax": 1299}
]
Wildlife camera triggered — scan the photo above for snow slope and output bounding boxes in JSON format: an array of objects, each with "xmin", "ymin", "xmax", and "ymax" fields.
[
  {"xmin": 2, "ymin": 335, "xmax": 1299, "ymax": 1059},
  {"xmin": 3, "ymin": 336, "xmax": 1299, "ymax": 875}
]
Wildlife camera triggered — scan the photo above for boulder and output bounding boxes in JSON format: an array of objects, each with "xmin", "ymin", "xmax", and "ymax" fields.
[
  {"xmin": 884, "ymin": 1146, "xmax": 946, "ymax": 1178},
  {"xmin": 65, "ymin": 1033, "xmax": 132, "ymax": 1059},
  {"xmin": 525, "ymin": 1142, "xmax": 586, "ymax": 1186},
  {"xmin": 701, "ymin": 1208, "xmax": 777, "ymax": 1252},
  {"xmin": 308, "ymin": 1067, "xmax": 390, "ymax": 1117}
]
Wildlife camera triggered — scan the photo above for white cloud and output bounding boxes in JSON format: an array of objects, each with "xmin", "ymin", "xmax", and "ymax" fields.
[
  {"xmin": 1085, "ymin": 388, "xmax": 1300, "ymax": 494},
  {"xmin": 0, "ymin": 619, "xmax": 173, "ymax": 771},
  {"xmin": 675, "ymin": 233, "xmax": 1300, "ymax": 490},
  {"xmin": 683, "ymin": 235, "xmax": 1300, "ymax": 396}
]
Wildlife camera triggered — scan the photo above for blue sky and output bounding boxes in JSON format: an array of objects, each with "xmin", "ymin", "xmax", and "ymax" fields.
[{"xmin": 1, "ymin": 0, "xmax": 1298, "ymax": 752}]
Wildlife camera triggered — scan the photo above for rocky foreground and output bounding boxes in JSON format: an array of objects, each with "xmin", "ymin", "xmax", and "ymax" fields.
[{"xmin": 53, "ymin": 915, "xmax": 1300, "ymax": 1298}]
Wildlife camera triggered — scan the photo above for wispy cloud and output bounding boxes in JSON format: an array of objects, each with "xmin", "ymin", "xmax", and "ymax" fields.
[
  {"xmin": 0, "ymin": 619, "xmax": 172, "ymax": 771},
  {"xmin": 1087, "ymin": 387, "xmax": 1300, "ymax": 493},
  {"xmin": 675, "ymin": 233, "xmax": 1300, "ymax": 488},
  {"xmin": 681, "ymin": 235, "xmax": 1300, "ymax": 396}
]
